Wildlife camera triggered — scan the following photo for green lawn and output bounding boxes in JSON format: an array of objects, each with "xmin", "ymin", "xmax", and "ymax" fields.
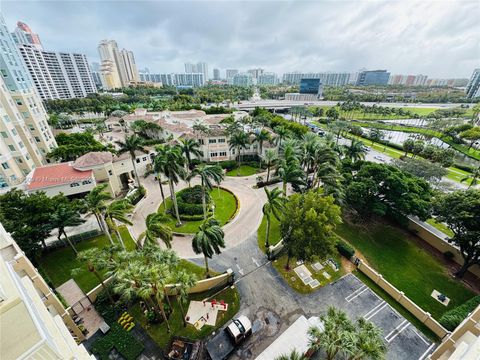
[
  {"xmin": 226, "ymin": 165, "xmax": 259, "ymax": 177},
  {"xmin": 335, "ymin": 221, "xmax": 475, "ymax": 319},
  {"xmin": 426, "ymin": 218, "xmax": 454, "ymax": 238},
  {"xmin": 158, "ymin": 188, "xmax": 238, "ymax": 234},
  {"xmin": 257, "ymin": 215, "xmax": 281, "ymax": 253},
  {"xmin": 129, "ymin": 286, "xmax": 240, "ymax": 349},
  {"xmin": 38, "ymin": 226, "xmax": 136, "ymax": 293}
]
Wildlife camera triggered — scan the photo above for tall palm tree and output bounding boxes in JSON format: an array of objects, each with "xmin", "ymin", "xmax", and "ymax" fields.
[
  {"xmin": 263, "ymin": 149, "xmax": 278, "ymax": 182},
  {"xmin": 192, "ymin": 218, "xmax": 225, "ymax": 277},
  {"xmin": 346, "ymin": 139, "xmax": 367, "ymax": 163},
  {"xmin": 76, "ymin": 248, "xmax": 115, "ymax": 304},
  {"xmin": 84, "ymin": 184, "xmax": 114, "ymax": 244},
  {"xmin": 115, "ymin": 134, "xmax": 147, "ymax": 187},
  {"xmin": 153, "ymin": 145, "xmax": 169, "ymax": 213},
  {"xmin": 179, "ymin": 138, "xmax": 202, "ymax": 170},
  {"xmin": 262, "ymin": 187, "xmax": 286, "ymax": 248},
  {"xmin": 172, "ymin": 270, "xmax": 197, "ymax": 327},
  {"xmin": 344, "ymin": 318, "xmax": 387, "ymax": 360},
  {"xmin": 229, "ymin": 130, "xmax": 249, "ymax": 176},
  {"xmin": 274, "ymin": 126, "xmax": 289, "ymax": 148},
  {"xmin": 159, "ymin": 144, "xmax": 185, "ymax": 226},
  {"xmin": 254, "ymin": 129, "xmax": 271, "ymax": 159},
  {"xmin": 276, "ymin": 143, "xmax": 305, "ymax": 195},
  {"xmin": 275, "ymin": 350, "xmax": 307, "ymax": 360},
  {"xmin": 189, "ymin": 164, "xmax": 224, "ymax": 219},
  {"xmin": 140, "ymin": 213, "xmax": 173, "ymax": 248},
  {"xmin": 104, "ymin": 199, "xmax": 133, "ymax": 249},
  {"xmin": 51, "ymin": 203, "xmax": 85, "ymax": 255},
  {"xmin": 461, "ymin": 166, "xmax": 480, "ymax": 189}
]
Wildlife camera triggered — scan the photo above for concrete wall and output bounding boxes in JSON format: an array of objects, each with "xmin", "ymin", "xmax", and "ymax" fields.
[
  {"xmin": 268, "ymin": 239, "xmax": 284, "ymax": 260},
  {"xmin": 408, "ymin": 217, "xmax": 480, "ymax": 278},
  {"xmin": 357, "ymin": 260, "xmax": 449, "ymax": 339}
]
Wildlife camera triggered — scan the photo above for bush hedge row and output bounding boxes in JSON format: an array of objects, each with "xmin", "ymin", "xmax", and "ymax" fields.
[
  {"xmin": 336, "ymin": 240, "xmax": 355, "ymax": 259},
  {"xmin": 439, "ymin": 295, "xmax": 480, "ymax": 331}
]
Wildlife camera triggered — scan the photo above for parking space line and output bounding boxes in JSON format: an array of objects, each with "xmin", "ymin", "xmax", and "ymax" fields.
[
  {"xmin": 345, "ymin": 285, "xmax": 368, "ymax": 302},
  {"xmin": 364, "ymin": 302, "xmax": 387, "ymax": 320},
  {"xmin": 385, "ymin": 320, "xmax": 409, "ymax": 343},
  {"xmin": 418, "ymin": 343, "xmax": 435, "ymax": 360},
  {"xmin": 411, "ymin": 327, "xmax": 431, "ymax": 346},
  {"xmin": 252, "ymin": 257, "xmax": 260, "ymax": 267}
]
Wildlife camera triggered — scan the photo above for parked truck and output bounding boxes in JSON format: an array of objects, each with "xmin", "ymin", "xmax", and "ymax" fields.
[{"xmin": 206, "ymin": 316, "xmax": 252, "ymax": 360}]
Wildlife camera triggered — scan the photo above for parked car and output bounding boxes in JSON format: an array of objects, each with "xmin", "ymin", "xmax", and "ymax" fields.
[{"xmin": 206, "ymin": 316, "xmax": 252, "ymax": 360}]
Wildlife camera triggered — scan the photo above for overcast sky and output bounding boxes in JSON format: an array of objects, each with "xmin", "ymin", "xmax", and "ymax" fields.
[{"xmin": 2, "ymin": 1, "xmax": 479, "ymax": 78}]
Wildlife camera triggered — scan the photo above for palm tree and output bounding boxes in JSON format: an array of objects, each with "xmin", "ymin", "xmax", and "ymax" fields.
[
  {"xmin": 189, "ymin": 164, "xmax": 224, "ymax": 219},
  {"xmin": 51, "ymin": 203, "xmax": 85, "ymax": 255},
  {"xmin": 275, "ymin": 350, "xmax": 307, "ymax": 360},
  {"xmin": 346, "ymin": 139, "xmax": 367, "ymax": 163},
  {"xmin": 263, "ymin": 149, "xmax": 278, "ymax": 182},
  {"xmin": 308, "ymin": 307, "xmax": 355, "ymax": 360},
  {"xmin": 159, "ymin": 144, "xmax": 185, "ymax": 226},
  {"xmin": 179, "ymin": 138, "xmax": 202, "ymax": 170},
  {"xmin": 76, "ymin": 248, "xmax": 115, "ymax": 304},
  {"xmin": 192, "ymin": 218, "xmax": 225, "ymax": 277},
  {"xmin": 344, "ymin": 318, "xmax": 387, "ymax": 360},
  {"xmin": 172, "ymin": 270, "xmax": 197, "ymax": 327},
  {"xmin": 84, "ymin": 184, "xmax": 114, "ymax": 245},
  {"xmin": 262, "ymin": 187, "xmax": 286, "ymax": 248},
  {"xmin": 461, "ymin": 166, "xmax": 480, "ymax": 189},
  {"xmin": 116, "ymin": 134, "xmax": 147, "ymax": 187},
  {"xmin": 254, "ymin": 129, "xmax": 271, "ymax": 159},
  {"xmin": 104, "ymin": 199, "xmax": 133, "ymax": 249},
  {"xmin": 229, "ymin": 130, "xmax": 249, "ymax": 176},
  {"xmin": 276, "ymin": 143, "xmax": 305, "ymax": 195},
  {"xmin": 140, "ymin": 213, "xmax": 173, "ymax": 248},
  {"xmin": 274, "ymin": 126, "xmax": 290, "ymax": 148}
]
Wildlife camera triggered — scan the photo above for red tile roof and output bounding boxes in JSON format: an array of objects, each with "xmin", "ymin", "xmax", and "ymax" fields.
[{"xmin": 27, "ymin": 162, "xmax": 93, "ymax": 190}]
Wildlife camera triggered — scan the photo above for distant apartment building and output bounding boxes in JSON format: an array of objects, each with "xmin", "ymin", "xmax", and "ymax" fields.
[
  {"xmin": 185, "ymin": 62, "xmax": 209, "ymax": 81},
  {"xmin": 299, "ymin": 78, "xmax": 322, "ymax": 95},
  {"xmin": 389, "ymin": 74, "xmax": 428, "ymax": 86},
  {"xmin": 98, "ymin": 40, "xmax": 139, "ymax": 89},
  {"xmin": 247, "ymin": 68, "xmax": 264, "ymax": 80},
  {"xmin": 11, "ymin": 20, "xmax": 43, "ymax": 50},
  {"xmin": 425, "ymin": 78, "xmax": 469, "ymax": 87},
  {"xmin": 90, "ymin": 61, "xmax": 103, "ymax": 88},
  {"xmin": 0, "ymin": 223, "xmax": 92, "ymax": 359},
  {"xmin": 232, "ymin": 73, "xmax": 253, "ymax": 86},
  {"xmin": 466, "ymin": 69, "xmax": 480, "ymax": 98},
  {"xmin": 174, "ymin": 73, "xmax": 205, "ymax": 87},
  {"xmin": 257, "ymin": 72, "xmax": 277, "ymax": 85},
  {"xmin": 213, "ymin": 68, "xmax": 221, "ymax": 80},
  {"xmin": 18, "ymin": 44, "xmax": 97, "ymax": 100},
  {"xmin": 282, "ymin": 72, "xmax": 350, "ymax": 86},
  {"xmin": 356, "ymin": 70, "xmax": 390, "ymax": 86},
  {"xmin": 226, "ymin": 69, "xmax": 239, "ymax": 83},
  {"xmin": 0, "ymin": 15, "xmax": 57, "ymax": 189},
  {"xmin": 139, "ymin": 70, "xmax": 163, "ymax": 84}
]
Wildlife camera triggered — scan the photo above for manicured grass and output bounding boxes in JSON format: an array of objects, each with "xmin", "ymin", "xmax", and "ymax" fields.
[
  {"xmin": 38, "ymin": 226, "xmax": 136, "ymax": 293},
  {"xmin": 129, "ymin": 286, "xmax": 240, "ymax": 349},
  {"xmin": 158, "ymin": 188, "xmax": 238, "ymax": 234},
  {"xmin": 426, "ymin": 218, "xmax": 454, "ymax": 238},
  {"xmin": 257, "ymin": 214, "xmax": 281, "ymax": 253},
  {"xmin": 226, "ymin": 164, "xmax": 259, "ymax": 176},
  {"xmin": 354, "ymin": 270, "xmax": 439, "ymax": 341},
  {"xmin": 335, "ymin": 221, "xmax": 475, "ymax": 319},
  {"xmin": 272, "ymin": 253, "xmax": 345, "ymax": 294}
]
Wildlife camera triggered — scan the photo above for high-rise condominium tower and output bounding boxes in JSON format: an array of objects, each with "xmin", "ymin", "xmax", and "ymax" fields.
[
  {"xmin": 98, "ymin": 40, "xmax": 139, "ymax": 89},
  {"xmin": 0, "ymin": 15, "xmax": 56, "ymax": 189},
  {"xmin": 185, "ymin": 62, "xmax": 208, "ymax": 82},
  {"xmin": 11, "ymin": 20, "xmax": 43, "ymax": 50}
]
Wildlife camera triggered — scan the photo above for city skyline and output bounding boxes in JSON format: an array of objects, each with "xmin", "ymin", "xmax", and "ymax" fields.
[{"xmin": 2, "ymin": 1, "xmax": 479, "ymax": 78}]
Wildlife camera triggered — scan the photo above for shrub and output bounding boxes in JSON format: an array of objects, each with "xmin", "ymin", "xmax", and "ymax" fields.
[
  {"xmin": 177, "ymin": 185, "xmax": 211, "ymax": 216},
  {"xmin": 336, "ymin": 240, "xmax": 355, "ymax": 259},
  {"xmin": 256, "ymin": 177, "xmax": 282, "ymax": 188},
  {"xmin": 91, "ymin": 323, "xmax": 144, "ymax": 360},
  {"xmin": 440, "ymin": 296, "xmax": 480, "ymax": 331},
  {"xmin": 453, "ymin": 163, "xmax": 475, "ymax": 172},
  {"xmin": 216, "ymin": 160, "xmax": 237, "ymax": 171}
]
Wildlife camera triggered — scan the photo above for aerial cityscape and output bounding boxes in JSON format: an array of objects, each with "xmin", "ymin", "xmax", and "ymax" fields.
[{"xmin": 0, "ymin": 1, "xmax": 479, "ymax": 360}]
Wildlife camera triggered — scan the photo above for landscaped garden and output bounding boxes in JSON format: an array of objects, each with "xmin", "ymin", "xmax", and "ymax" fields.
[
  {"xmin": 335, "ymin": 220, "xmax": 475, "ymax": 319},
  {"xmin": 158, "ymin": 186, "xmax": 238, "ymax": 234},
  {"xmin": 226, "ymin": 164, "xmax": 260, "ymax": 176},
  {"xmin": 38, "ymin": 226, "xmax": 136, "ymax": 293}
]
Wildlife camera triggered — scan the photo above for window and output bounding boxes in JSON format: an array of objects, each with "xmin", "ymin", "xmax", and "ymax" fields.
[
  {"xmin": 219, "ymin": 151, "xmax": 227, "ymax": 157},
  {"xmin": 82, "ymin": 179, "xmax": 92, "ymax": 185},
  {"xmin": 1, "ymin": 162, "xmax": 9, "ymax": 170},
  {"xmin": 209, "ymin": 139, "xmax": 217, "ymax": 144},
  {"xmin": 10, "ymin": 175, "xmax": 16, "ymax": 181},
  {"xmin": 218, "ymin": 138, "xmax": 226, "ymax": 143},
  {"xmin": 15, "ymin": 100, "xmax": 22, "ymax": 106},
  {"xmin": 8, "ymin": 145, "xmax": 15, "ymax": 151},
  {"xmin": 11, "ymin": 128, "xmax": 16, "ymax": 135},
  {"xmin": 198, "ymin": 139, "xmax": 204, "ymax": 145},
  {"xmin": 3, "ymin": 115, "xmax": 10, "ymax": 123},
  {"xmin": 108, "ymin": 170, "xmax": 113, "ymax": 176},
  {"xmin": 15, "ymin": 158, "xmax": 23, "ymax": 163},
  {"xmin": 0, "ymin": 132, "xmax": 7, "ymax": 138},
  {"xmin": 210, "ymin": 152, "xmax": 218, "ymax": 157},
  {"xmin": 0, "ymin": 69, "xmax": 7, "ymax": 77},
  {"xmin": 70, "ymin": 182, "xmax": 80, "ymax": 187},
  {"xmin": 142, "ymin": 157, "xmax": 147, "ymax": 161},
  {"xmin": 136, "ymin": 158, "xmax": 140, "ymax": 163},
  {"xmin": 34, "ymin": 136, "xmax": 41, "ymax": 143}
]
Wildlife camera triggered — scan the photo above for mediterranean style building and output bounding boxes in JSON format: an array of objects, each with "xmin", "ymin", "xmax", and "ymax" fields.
[{"xmin": 0, "ymin": 223, "xmax": 93, "ymax": 359}]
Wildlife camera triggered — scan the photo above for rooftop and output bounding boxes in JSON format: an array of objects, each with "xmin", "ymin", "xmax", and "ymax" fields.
[{"xmin": 26, "ymin": 162, "xmax": 93, "ymax": 190}]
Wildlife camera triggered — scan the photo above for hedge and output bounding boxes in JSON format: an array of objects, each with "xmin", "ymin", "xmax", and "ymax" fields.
[
  {"xmin": 176, "ymin": 185, "xmax": 209, "ymax": 216},
  {"xmin": 256, "ymin": 177, "xmax": 282, "ymax": 188},
  {"xmin": 439, "ymin": 295, "xmax": 480, "ymax": 331},
  {"xmin": 91, "ymin": 323, "xmax": 144, "ymax": 360},
  {"xmin": 336, "ymin": 240, "xmax": 355, "ymax": 259}
]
